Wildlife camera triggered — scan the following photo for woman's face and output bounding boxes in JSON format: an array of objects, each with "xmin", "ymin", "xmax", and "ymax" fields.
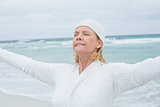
[{"xmin": 73, "ymin": 26, "xmax": 102, "ymax": 56}]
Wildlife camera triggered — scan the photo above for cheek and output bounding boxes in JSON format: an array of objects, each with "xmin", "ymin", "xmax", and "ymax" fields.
[
  {"xmin": 72, "ymin": 39, "xmax": 76, "ymax": 48},
  {"xmin": 86, "ymin": 38, "xmax": 98, "ymax": 47},
  {"xmin": 86, "ymin": 37, "xmax": 94, "ymax": 43}
]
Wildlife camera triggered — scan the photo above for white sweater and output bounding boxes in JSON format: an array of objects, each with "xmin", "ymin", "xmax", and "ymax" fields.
[{"xmin": 0, "ymin": 48, "xmax": 160, "ymax": 107}]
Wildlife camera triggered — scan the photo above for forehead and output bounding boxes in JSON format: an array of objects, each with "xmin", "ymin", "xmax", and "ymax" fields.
[{"xmin": 75, "ymin": 26, "xmax": 95, "ymax": 33}]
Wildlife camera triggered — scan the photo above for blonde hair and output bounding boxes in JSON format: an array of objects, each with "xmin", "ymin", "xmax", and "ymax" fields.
[{"xmin": 73, "ymin": 35, "xmax": 106, "ymax": 63}]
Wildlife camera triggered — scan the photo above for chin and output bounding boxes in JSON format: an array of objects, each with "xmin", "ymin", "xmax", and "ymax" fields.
[{"xmin": 74, "ymin": 49, "xmax": 87, "ymax": 55}]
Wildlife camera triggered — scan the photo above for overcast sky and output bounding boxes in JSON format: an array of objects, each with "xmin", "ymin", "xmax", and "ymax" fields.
[{"xmin": 0, "ymin": 0, "xmax": 160, "ymax": 41}]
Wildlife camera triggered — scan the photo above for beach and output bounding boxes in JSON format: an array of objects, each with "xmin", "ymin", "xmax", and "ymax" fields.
[
  {"xmin": 0, "ymin": 34, "xmax": 160, "ymax": 107},
  {"xmin": 0, "ymin": 91, "xmax": 52, "ymax": 107}
]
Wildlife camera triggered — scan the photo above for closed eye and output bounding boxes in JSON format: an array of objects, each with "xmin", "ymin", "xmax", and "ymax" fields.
[
  {"xmin": 74, "ymin": 34, "xmax": 78, "ymax": 37},
  {"xmin": 74, "ymin": 31, "xmax": 79, "ymax": 37},
  {"xmin": 84, "ymin": 33, "xmax": 89, "ymax": 36},
  {"xmin": 74, "ymin": 33, "xmax": 78, "ymax": 37}
]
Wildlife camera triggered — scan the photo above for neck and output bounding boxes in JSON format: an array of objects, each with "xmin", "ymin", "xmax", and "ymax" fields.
[{"xmin": 78, "ymin": 54, "xmax": 94, "ymax": 75}]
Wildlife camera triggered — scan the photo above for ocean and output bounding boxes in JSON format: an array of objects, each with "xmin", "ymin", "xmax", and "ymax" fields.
[{"xmin": 0, "ymin": 34, "xmax": 160, "ymax": 107}]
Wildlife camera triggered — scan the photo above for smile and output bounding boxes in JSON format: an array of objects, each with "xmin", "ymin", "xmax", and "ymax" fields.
[{"xmin": 75, "ymin": 43, "xmax": 85, "ymax": 46}]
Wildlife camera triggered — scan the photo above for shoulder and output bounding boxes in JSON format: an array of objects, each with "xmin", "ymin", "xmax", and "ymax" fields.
[
  {"xmin": 101, "ymin": 62, "xmax": 137, "ymax": 74},
  {"xmin": 102, "ymin": 62, "xmax": 125, "ymax": 69}
]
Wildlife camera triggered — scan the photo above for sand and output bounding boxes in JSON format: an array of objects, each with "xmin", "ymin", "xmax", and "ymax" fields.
[{"xmin": 0, "ymin": 91, "xmax": 52, "ymax": 107}]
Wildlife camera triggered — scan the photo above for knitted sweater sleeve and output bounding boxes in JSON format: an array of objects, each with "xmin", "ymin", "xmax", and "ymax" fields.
[
  {"xmin": 0, "ymin": 48, "xmax": 58, "ymax": 86},
  {"xmin": 111, "ymin": 56, "xmax": 160, "ymax": 95}
]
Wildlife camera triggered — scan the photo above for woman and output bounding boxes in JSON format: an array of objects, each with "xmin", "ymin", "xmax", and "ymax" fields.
[{"xmin": 0, "ymin": 19, "xmax": 160, "ymax": 107}]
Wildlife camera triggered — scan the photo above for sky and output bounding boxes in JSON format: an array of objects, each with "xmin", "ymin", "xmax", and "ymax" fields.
[{"xmin": 0, "ymin": 0, "xmax": 160, "ymax": 41}]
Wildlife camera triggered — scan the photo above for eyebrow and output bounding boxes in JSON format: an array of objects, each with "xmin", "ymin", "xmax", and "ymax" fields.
[
  {"xmin": 74, "ymin": 31, "xmax": 79, "ymax": 34},
  {"xmin": 83, "ymin": 31, "xmax": 90, "ymax": 33}
]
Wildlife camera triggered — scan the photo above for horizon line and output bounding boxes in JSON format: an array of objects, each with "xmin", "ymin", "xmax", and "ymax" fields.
[{"xmin": 0, "ymin": 33, "xmax": 160, "ymax": 42}]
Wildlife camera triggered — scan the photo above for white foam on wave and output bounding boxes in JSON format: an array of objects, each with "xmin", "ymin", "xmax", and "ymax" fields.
[
  {"xmin": 61, "ymin": 41, "xmax": 72, "ymax": 45},
  {"xmin": 105, "ymin": 38, "xmax": 160, "ymax": 45},
  {"xmin": 0, "ymin": 43, "xmax": 16, "ymax": 48},
  {"xmin": 60, "ymin": 41, "xmax": 73, "ymax": 48},
  {"xmin": 28, "ymin": 45, "xmax": 59, "ymax": 50},
  {"xmin": 46, "ymin": 41, "xmax": 61, "ymax": 44},
  {"xmin": 28, "ymin": 41, "xmax": 72, "ymax": 49},
  {"xmin": 28, "ymin": 46, "xmax": 40, "ymax": 50}
]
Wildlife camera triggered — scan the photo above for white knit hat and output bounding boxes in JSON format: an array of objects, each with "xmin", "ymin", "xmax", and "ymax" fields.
[{"xmin": 76, "ymin": 19, "xmax": 106, "ymax": 43}]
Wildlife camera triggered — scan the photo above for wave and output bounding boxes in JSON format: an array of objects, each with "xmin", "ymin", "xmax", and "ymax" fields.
[
  {"xmin": 28, "ymin": 45, "xmax": 59, "ymax": 49},
  {"xmin": 61, "ymin": 41, "xmax": 72, "ymax": 46},
  {"xmin": 105, "ymin": 38, "xmax": 160, "ymax": 45},
  {"xmin": 1, "ymin": 34, "xmax": 160, "ymax": 49},
  {"xmin": 27, "ymin": 40, "xmax": 73, "ymax": 49},
  {"xmin": 0, "ymin": 34, "xmax": 159, "ymax": 44},
  {"xmin": 1, "ymin": 38, "xmax": 160, "ymax": 50}
]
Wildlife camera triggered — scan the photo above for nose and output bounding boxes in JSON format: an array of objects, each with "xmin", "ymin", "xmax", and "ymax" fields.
[{"xmin": 76, "ymin": 34, "xmax": 83, "ymax": 41}]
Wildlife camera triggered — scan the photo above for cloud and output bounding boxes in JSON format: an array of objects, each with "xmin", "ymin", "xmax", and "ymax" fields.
[{"xmin": 0, "ymin": 0, "xmax": 160, "ymax": 40}]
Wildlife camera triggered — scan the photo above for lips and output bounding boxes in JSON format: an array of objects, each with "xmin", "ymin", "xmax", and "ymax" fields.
[{"xmin": 75, "ymin": 43, "xmax": 85, "ymax": 46}]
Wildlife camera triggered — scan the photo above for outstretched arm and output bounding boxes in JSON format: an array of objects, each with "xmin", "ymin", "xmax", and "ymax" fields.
[
  {"xmin": 0, "ymin": 48, "xmax": 58, "ymax": 86},
  {"xmin": 111, "ymin": 56, "xmax": 160, "ymax": 96}
]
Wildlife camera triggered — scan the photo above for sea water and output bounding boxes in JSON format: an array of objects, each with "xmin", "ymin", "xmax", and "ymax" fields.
[{"xmin": 0, "ymin": 34, "xmax": 160, "ymax": 107}]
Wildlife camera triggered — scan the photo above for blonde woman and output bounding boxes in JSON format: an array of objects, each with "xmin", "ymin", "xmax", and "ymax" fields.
[{"xmin": 0, "ymin": 19, "xmax": 160, "ymax": 107}]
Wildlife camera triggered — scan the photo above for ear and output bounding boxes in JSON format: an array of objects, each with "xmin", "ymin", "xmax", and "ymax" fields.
[{"xmin": 97, "ymin": 39, "xmax": 103, "ymax": 49}]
